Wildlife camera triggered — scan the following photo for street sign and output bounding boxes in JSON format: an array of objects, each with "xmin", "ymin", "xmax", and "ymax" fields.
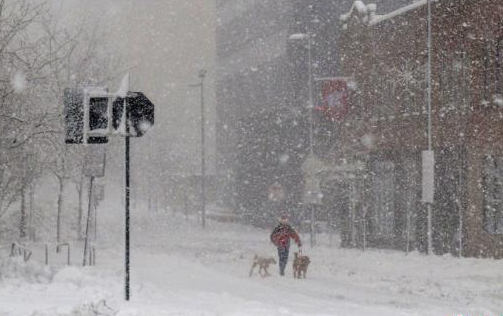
[
  {"xmin": 93, "ymin": 184, "xmax": 105, "ymax": 204},
  {"xmin": 301, "ymin": 153, "xmax": 324, "ymax": 204},
  {"xmin": 422, "ymin": 150, "xmax": 435, "ymax": 203},
  {"xmin": 83, "ymin": 146, "xmax": 107, "ymax": 177},
  {"xmin": 317, "ymin": 79, "xmax": 349, "ymax": 121},
  {"xmin": 268, "ymin": 182, "xmax": 285, "ymax": 202}
]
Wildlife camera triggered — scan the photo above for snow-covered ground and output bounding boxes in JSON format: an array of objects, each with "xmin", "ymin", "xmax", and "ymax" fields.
[{"xmin": 1, "ymin": 211, "xmax": 502, "ymax": 316}]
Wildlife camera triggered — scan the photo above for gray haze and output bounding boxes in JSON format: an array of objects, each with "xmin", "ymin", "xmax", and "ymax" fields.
[{"xmin": 50, "ymin": 0, "xmax": 217, "ymax": 176}]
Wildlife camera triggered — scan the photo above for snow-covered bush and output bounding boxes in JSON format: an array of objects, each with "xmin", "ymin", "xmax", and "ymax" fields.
[
  {"xmin": 30, "ymin": 300, "xmax": 118, "ymax": 316},
  {"xmin": 0, "ymin": 256, "xmax": 53, "ymax": 283}
]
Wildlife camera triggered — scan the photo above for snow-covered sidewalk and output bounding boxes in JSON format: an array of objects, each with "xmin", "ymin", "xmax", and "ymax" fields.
[{"xmin": 1, "ymin": 212, "xmax": 502, "ymax": 316}]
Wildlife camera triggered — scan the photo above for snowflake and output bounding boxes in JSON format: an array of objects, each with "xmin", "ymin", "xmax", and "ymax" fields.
[{"xmin": 389, "ymin": 58, "xmax": 426, "ymax": 94}]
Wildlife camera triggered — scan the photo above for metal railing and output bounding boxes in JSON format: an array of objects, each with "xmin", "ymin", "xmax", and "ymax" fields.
[
  {"xmin": 56, "ymin": 243, "xmax": 71, "ymax": 266},
  {"xmin": 10, "ymin": 242, "xmax": 32, "ymax": 262},
  {"xmin": 3, "ymin": 242, "xmax": 89, "ymax": 267}
]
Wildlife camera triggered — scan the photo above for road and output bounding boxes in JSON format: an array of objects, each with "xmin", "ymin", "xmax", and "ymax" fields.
[{"xmin": 1, "ymin": 213, "xmax": 501, "ymax": 315}]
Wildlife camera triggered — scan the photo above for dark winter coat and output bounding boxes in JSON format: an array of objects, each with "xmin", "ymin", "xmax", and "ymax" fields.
[{"xmin": 270, "ymin": 223, "xmax": 301, "ymax": 249}]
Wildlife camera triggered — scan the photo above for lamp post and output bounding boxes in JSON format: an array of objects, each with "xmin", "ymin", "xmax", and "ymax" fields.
[
  {"xmin": 290, "ymin": 32, "xmax": 318, "ymax": 247},
  {"xmin": 190, "ymin": 69, "xmax": 207, "ymax": 229},
  {"xmin": 426, "ymin": 0, "xmax": 434, "ymax": 255},
  {"xmin": 289, "ymin": 33, "xmax": 314, "ymax": 155}
]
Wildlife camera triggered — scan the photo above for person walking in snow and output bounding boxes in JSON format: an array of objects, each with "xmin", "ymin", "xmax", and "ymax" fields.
[{"xmin": 270, "ymin": 214, "xmax": 301, "ymax": 276}]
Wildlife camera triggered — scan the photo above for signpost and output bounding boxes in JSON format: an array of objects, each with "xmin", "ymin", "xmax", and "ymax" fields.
[
  {"xmin": 82, "ymin": 145, "xmax": 106, "ymax": 267},
  {"xmin": 64, "ymin": 75, "xmax": 155, "ymax": 301},
  {"xmin": 268, "ymin": 182, "xmax": 285, "ymax": 203},
  {"xmin": 301, "ymin": 153, "xmax": 324, "ymax": 247},
  {"xmin": 93, "ymin": 183, "xmax": 105, "ymax": 241}
]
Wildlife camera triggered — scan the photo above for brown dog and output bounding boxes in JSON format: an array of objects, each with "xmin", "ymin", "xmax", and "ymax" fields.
[
  {"xmin": 292, "ymin": 252, "xmax": 310, "ymax": 279},
  {"xmin": 249, "ymin": 255, "xmax": 277, "ymax": 277}
]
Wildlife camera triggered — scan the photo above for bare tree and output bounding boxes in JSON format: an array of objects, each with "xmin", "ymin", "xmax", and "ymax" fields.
[
  {"xmin": 40, "ymin": 17, "xmax": 123, "ymax": 242},
  {"xmin": 0, "ymin": 1, "xmax": 123, "ymax": 242}
]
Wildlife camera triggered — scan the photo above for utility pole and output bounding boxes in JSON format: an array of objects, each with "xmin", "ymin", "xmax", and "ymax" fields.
[
  {"xmin": 289, "ymin": 32, "xmax": 321, "ymax": 248},
  {"xmin": 200, "ymin": 69, "xmax": 207, "ymax": 230},
  {"xmin": 306, "ymin": 35, "xmax": 316, "ymax": 248},
  {"xmin": 426, "ymin": 0, "xmax": 434, "ymax": 255},
  {"xmin": 190, "ymin": 69, "xmax": 207, "ymax": 229}
]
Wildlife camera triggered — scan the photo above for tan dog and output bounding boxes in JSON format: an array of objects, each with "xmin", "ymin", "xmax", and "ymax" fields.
[
  {"xmin": 293, "ymin": 252, "xmax": 310, "ymax": 279},
  {"xmin": 249, "ymin": 255, "xmax": 277, "ymax": 277}
]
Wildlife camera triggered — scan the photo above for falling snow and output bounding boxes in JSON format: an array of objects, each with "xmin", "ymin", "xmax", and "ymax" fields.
[{"xmin": 1, "ymin": 0, "xmax": 503, "ymax": 315}]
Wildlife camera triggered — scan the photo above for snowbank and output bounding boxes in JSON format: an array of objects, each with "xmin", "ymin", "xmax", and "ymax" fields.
[
  {"xmin": 0, "ymin": 256, "xmax": 53, "ymax": 284},
  {"xmin": 1, "ymin": 212, "xmax": 503, "ymax": 316},
  {"xmin": 31, "ymin": 300, "xmax": 118, "ymax": 316},
  {"xmin": 52, "ymin": 266, "xmax": 85, "ymax": 286}
]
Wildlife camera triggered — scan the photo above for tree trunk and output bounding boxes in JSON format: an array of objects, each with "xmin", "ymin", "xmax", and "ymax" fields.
[
  {"xmin": 28, "ymin": 183, "xmax": 36, "ymax": 241},
  {"xmin": 148, "ymin": 184, "xmax": 152, "ymax": 212},
  {"xmin": 57, "ymin": 177, "xmax": 64, "ymax": 243},
  {"xmin": 77, "ymin": 175, "xmax": 84, "ymax": 240},
  {"xmin": 19, "ymin": 187, "xmax": 27, "ymax": 239}
]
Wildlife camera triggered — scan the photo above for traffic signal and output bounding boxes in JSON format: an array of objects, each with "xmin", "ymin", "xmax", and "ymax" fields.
[
  {"xmin": 88, "ymin": 97, "xmax": 108, "ymax": 144},
  {"xmin": 127, "ymin": 92, "xmax": 154, "ymax": 137},
  {"xmin": 64, "ymin": 89, "xmax": 154, "ymax": 144},
  {"xmin": 112, "ymin": 92, "xmax": 154, "ymax": 137},
  {"xmin": 65, "ymin": 89, "xmax": 108, "ymax": 144},
  {"xmin": 64, "ymin": 88, "xmax": 83, "ymax": 144}
]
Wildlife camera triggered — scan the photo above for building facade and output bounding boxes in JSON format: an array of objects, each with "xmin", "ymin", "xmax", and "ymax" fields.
[
  {"xmin": 215, "ymin": 0, "xmax": 413, "ymax": 226},
  {"xmin": 338, "ymin": 0, "xmax": 503, "ymax": 257}
]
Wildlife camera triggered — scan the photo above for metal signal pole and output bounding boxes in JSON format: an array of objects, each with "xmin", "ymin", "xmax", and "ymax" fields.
[
  {"xmin": 124, "ymin": 82, "xmax": 131, "ymax": 301},
  {"xmin": 125, "ymin": 124, "xmax": 131, "ymax": 300}
]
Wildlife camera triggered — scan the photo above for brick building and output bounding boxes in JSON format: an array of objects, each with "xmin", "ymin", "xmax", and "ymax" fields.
[
  {"xmin": 336, "ymin": 0, "xmax": 503, "ymax": 257},
  {"xmin": 215, "ymin": 0, "xmax": 411, "ymax": 226}
]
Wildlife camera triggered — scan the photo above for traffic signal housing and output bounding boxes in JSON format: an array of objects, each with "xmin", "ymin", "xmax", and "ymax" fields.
[
  {"xmin": 65, "ymin": 89, "xmax": 155, "ymax": 144},
  {"xmin": 113, "ymin": 92, "xmax": 154, "ymax": 137}
]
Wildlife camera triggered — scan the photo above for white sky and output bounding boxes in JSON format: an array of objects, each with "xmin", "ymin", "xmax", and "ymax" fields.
[{"xmin": 49, "ymin": 0, "xmax": 217, "ymax": 174}]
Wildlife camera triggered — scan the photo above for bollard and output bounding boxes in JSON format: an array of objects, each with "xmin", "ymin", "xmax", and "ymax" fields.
[
  {"xmin": 45, "ymin": 243, "xmax": 49, "ymax": 265},
  {"xmin": 10, "ymin": 243, "xmax": 16, "ymax": 257},
  {"xmin": 91, "ymin": 246, "xmax": 96, "ymax": 266}
]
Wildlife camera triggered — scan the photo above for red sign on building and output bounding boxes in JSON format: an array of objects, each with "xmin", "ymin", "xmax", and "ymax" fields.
[{"xmin": 316, "ymin": 79, "xmax": 349, "ymax": 121}]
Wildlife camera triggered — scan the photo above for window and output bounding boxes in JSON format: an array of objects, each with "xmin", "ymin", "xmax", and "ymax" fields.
[
  {"xmin": 496, "ymin": 39, "xmax": 503, "ymax": 99},
  {"xmin": 369, "ymin": 160, "xmax": 395, "ymax": 238},
  {"xmin": 440, "ymin": 51, "xmax": 471, "ymax": 113},
  {"xmin": 481, "ymin": 39, "xmax": 503, "ymax": 106},
  {"xmin": 402, "ymin": 157, "xmax": 419, "ymax": 244},
  {"xmin": 483, "ymin": 155, "xmax": 503, "ymax": 234}
]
